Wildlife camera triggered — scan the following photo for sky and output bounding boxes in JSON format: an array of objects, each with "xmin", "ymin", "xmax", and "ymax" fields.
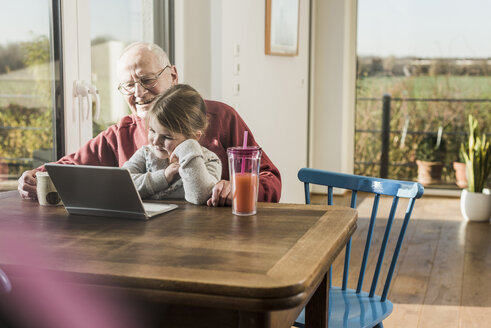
[
  {"xmin": 89, "ymin": 0, "xmax": 143, "ymax": 42},
  {"xmin": 0, "ymin": 0, "xmax": 139, "ymax": 45},
  {"xmin": 357, "ymin": 0, "xmax": 491, "ymax": 58},
  {"xmin": 1, "ymin": 0, "xmax": 490, "ymax": 58},
  {"xmin": 0, "ymin": 1, "xmax": 50, "ymax": 45}
]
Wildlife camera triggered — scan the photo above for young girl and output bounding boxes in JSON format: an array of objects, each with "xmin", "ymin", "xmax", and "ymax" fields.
[{"xmin": 122, "ymin": 84, "xmax": 221, "ymax": 205}]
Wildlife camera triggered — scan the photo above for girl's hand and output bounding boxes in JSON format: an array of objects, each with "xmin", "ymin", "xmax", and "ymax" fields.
[
  {"xmin": 169, "ymin": 151, "xmax": 179, "ymax": 164},
  {"xmin": 164, "ymin": 155, "xmax": 180, "ymax": 184}
]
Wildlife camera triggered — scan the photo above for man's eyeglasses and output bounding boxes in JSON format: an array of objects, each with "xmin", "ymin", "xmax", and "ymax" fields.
[{"xmin": 117, "ymin": 66, "xmax": 170, "ymax": 95}]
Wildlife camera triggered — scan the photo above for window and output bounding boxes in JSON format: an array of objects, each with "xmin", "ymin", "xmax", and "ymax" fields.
[
  {"xmin": 90, "ymin": 0, "xmax": 152, "ymax": 135},
  {"xmin": 90, "ymin": 0, "xmax": 173, "ymax": 135},
  {"xmin": 0, "ymin": 0, "xmax": 172, "ymax": 192},
  {"xmin": 355, "ymin": 0, "xmax": 491, "ymax": 188},
  {"xmin": 0, "ymin": 0, "xmax": 60, "ymax": 191}
]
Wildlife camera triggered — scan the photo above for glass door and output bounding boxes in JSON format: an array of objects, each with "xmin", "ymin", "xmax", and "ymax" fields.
[
  {"xmin": 0, "ymin": 0, "xmax": 173, "ymax": 192},
  {"xmin": 89, "ymin": 0, "xmax": 172, "ymax": 136},
  {"xmin": 355, "ymin": 0, "xmax": 491, "ymax": 187},
  {"xmin": 0, "ymin": 0, "xmax": 60, "ymax": 191}
]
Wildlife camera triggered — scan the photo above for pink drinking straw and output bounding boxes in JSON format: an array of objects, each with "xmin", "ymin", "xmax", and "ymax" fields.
[{"xmin": 241, "ymin": 131, "xmax": 248, "ymax": 173}]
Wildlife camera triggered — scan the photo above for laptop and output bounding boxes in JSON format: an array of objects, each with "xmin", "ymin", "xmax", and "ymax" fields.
[{"xmin": 45, "ymin": 164, "xmax": 178, "ymax": 220}]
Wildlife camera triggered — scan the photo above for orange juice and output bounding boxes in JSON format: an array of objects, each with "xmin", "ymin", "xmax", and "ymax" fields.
[
  {"xmin": 228, "ymin": 146, "xmax": 262, "ymax": 216},
  {"xmin": 233, "ymin": 173, "xmax": 258, "ymax": 214}
]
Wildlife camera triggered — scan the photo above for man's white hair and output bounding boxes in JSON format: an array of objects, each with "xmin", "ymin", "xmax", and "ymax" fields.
[{"xmin": 120, "ymin": 42, "xmax": 171, "ymax": 68}]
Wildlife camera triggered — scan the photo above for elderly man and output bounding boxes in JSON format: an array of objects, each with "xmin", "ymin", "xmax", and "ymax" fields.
[{"xmin": 17, "ymin": 42, "xmax": 281, "ymax": 206}]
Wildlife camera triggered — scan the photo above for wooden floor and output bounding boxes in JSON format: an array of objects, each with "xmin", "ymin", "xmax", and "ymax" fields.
[{"xmin": 309, "ymin": 193, "xmax": 491, "ymax": 328}]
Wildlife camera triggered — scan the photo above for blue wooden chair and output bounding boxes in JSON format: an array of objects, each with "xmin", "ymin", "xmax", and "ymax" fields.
[{"xmin": 294, "ymin": 168, "xmax": 424, "ymax": 328}]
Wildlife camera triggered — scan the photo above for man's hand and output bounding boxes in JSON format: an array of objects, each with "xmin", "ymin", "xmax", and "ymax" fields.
[
  {"xmin": 207, "ymin": 180, "xmax": 232, "ymax": 207},
  {"xmin": 18, "ymin": 169, "xmax": 38, "ymax": 200}
]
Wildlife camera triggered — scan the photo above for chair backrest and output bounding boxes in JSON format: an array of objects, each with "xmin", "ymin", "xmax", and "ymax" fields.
[{"xmin": 297, "ymin": 168, "xmax": 424, "ymax": 301}]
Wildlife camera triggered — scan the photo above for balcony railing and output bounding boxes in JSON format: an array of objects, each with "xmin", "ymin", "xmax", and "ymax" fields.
[{"xmin": 355, "ymin": 95, "xmax": 491, "ymax": 181}]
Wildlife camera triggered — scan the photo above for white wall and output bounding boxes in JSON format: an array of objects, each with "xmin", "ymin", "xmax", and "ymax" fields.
[
  {"xmin": 175, "ymin": 0, "xmax": 311, "ymax": 203},
  {"xmin": 173, "ymin": 0, "xmax": 212, "ymax": 98}
]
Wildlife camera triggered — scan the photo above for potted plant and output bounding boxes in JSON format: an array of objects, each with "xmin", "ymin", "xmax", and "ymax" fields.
[
  {"xmin": 453, "ymin": 148, "xmax": 468, "ymax": 189},
  {"xmin": 415, "ymin": 134, "xmax": 446, "ymax": 186},
  {"xmin": 460, "ymin": 115, "xmax": 491, "ymax": 222}
]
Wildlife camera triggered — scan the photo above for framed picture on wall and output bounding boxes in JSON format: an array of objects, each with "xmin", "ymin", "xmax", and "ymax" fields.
[{"xmin": 265, "ymin": 0, "xmax": 300, "ymax": 56}]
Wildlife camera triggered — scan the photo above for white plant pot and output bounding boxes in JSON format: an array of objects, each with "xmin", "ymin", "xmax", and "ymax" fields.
[{"xmin": 460, "ymin": 188, "xmax": 491, "ymax": 222}]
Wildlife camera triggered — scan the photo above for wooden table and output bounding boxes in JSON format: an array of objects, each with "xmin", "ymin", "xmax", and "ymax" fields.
[{"xmin": 0, "ymin": 191, "xmax": 357, "ymax": 328}]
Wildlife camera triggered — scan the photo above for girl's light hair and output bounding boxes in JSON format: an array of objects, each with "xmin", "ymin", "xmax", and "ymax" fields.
[
  {"xmin": 148, "ymin": 84, "xmax": 207, "ymax": 139},
  {"xmin": 120, "ymin": 42, "xmax": 171, "ymax": 68}
]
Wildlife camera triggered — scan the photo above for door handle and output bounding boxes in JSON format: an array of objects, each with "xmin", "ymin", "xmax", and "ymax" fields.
[
  {"xmin": 73, "ymin": 80, "xmax": 90, "ymax": 120},
  {"xmin": 86, "ymin": 82, "xmax": 101, "ymax": 120},
  {"xmin": 73, "ymin": 80, "xmax": 101, "ymax": 120}
]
